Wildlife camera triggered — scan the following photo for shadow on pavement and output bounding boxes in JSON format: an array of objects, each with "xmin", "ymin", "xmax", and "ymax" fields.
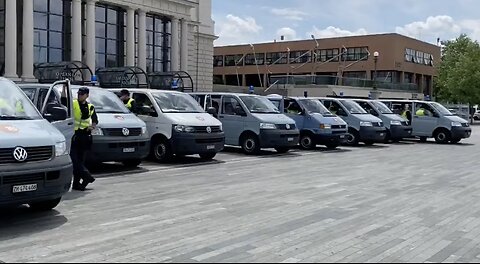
[{"xmin": 0, "ymin": 207, "xmax": 68, "ymax": 238}]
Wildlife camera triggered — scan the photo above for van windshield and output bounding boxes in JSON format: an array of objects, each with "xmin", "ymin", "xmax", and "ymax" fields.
[
  {"xmin": 240, "ymin": 96, "xmax": 280, "ymax": 114},
  {"xmin": 371, "ymin": 101, "xmax": 393, "ymax": 114},
  {"xmin": 431, "ymin": 102, "xmax": 454, "ymax": 116},
  {"xmin": 299, "ymin": 99, "xmax": 334, "ymax": 116},
  {"xmin": 0, "ymin": 79, "xmax": 41, "ymax": 120},
  {"xmin": 73, "ymin": 88, "xmax": 129, "ymax": 114},
  {"xmin": 340, "ymin": 100, "xmax": 367, "ymax": 114},
  {"xmin": 152, "ymin": 91, "xmax": 205, "ymax": 113}
]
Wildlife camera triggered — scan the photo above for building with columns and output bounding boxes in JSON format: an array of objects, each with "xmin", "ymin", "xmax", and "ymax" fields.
[{"xmin": 0, "ymin": 0, "xmax": 216, "ymax": 91}]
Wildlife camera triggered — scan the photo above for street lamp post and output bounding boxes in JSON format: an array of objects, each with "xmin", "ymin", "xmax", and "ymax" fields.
[{"xmin": 373, "ymin": 51, "xmax": 379, "ymax": 90}]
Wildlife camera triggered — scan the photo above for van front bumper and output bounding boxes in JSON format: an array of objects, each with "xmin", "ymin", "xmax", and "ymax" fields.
[
  {"xmin": 89, "ymin": 137, "xmax": 150, "ymax": 162},
  {"xmin": 389, "ymin": 125, "xmax": 413, "ymax": 139},
  {"xmin": 451, "ymin": 127, "xmax": 472, "ymax": 139},
  {"xmin": 315, "ymin": 130, "xmax": 348, "ymax": 145},
  {"xmin": 259, "ymin": 129, "xmax": 300, "ymax": 148},
  {"xmin": 0, "ymin": 155, "xmax": 73, "ymax": 207},
  {"xmin": 171, "ymin": 132, "xmax": 225, "ymax": 155},
  {"xmin": 359, "ymin": 126, "xmax": 387, "ymax": 142}
]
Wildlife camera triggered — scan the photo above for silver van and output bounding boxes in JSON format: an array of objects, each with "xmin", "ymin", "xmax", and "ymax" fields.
[
  {"xmin": 191, "ymin": 93, "xmax": 300, "ymax": 154},
  {"xmin": 1, "ymin": 79, "xmax": 73, "ymax": 210},
  {"xmin": 354, "ymin": 99, "xmax": 413, "ymax": 142},
  {"xmin": 19, "ymin": 84, "xmax": 150, "ymax": 167},
  {"xmin": 317, "ymin": 97, "xmax": 387, "ymax": 145},
  {"xmin": 267, "ymin": 95, "xmax": 348, "ymax": 149},
  {"xmin": 110, "ymin": 89, "xmax": 225, "ymax": 162},
  {"xmin": 382, "ymin": 100, "xmax": 472, "ymax": 143}
]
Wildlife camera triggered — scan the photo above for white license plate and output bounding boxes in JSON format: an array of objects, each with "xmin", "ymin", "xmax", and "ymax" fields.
[
  {"xmin": 207, "ymin": 145, "xmax": 216, "ymax": 150},
  {"xmin": 340, "ymin": 135, "xmax": 346, "ymax": 139},
  {"xmin": 288, "ymin": 137, "xmax": 294, "ymax": 142},
  {"xmin": 380, "ymin": 133, "xmax": 385, "ymax": 136},
  {"xmin": 123, "ymin": 148, "xmax": 135, "ymax": 153},
  {"xmin": 13, "ymin": 184, "xmax": 37, "ymax": 193}
]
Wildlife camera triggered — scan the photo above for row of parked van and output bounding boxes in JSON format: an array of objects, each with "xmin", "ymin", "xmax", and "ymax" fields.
[{"xmin": 0, "ymin": 77, "xmax": 473, "ymax": 211}]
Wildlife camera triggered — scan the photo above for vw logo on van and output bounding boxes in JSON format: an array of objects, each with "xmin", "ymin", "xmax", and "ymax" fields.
[
  {"xmin": 13, "ymin": 147, "xmax": 28, "ymax": 162},
  {"xmin": 122, "ymin": 128, "xmax": 130, "ymax": 136},
  {"xmin": 206, "ymin": 127, "xmax": 212, "ymax": 133},
  {"xmin": 286, "ymin": 124, "xmax": 291, "ymax": 130}
]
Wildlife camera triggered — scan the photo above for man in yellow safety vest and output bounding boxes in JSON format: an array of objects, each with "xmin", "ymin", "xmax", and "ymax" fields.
[{"xmin": 120, "ymin": 89, "xmax": 135, "ymax": 111}]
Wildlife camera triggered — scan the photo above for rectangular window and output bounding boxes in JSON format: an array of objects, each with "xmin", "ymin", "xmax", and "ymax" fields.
[
  {"xmin": 244, "ymin": 53, "xmax": 265, "ymax": 65},
  {"xmin": 224, "ymin": 54, "xmax": 243, "ymax": 66},
  {"xmin": 289, "ymin": 51, "xmax": 311, "ymax": 64},
  {"xmin": 343, "ymin": 71, "xmax": 367, "ymax": 79},
  {"xmin": 95, "ymin": 4, "xmax": 126, "ymax": 69},
  {"xmin": 213, "ymin": 55, "xmax": 224, "ymax": 67},
  {"xmin": 317, "ymin": 48, "xmax": 339, "ymax": 62},
  {"xmin": 140, "ymin": 14, "xmax": 171, "ymax": 72},
  {"xmin": 342, "ymin": 47, "xmax": 369, "ymax": 61},
  {"xmin": 266, "ymin": 52, "xmax": 288, "ymax": 65}
]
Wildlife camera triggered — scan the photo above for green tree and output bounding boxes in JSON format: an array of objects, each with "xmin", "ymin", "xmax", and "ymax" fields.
[{"xmin": 436, "ymin": 34, "xmax": 480, "ymax": 106}]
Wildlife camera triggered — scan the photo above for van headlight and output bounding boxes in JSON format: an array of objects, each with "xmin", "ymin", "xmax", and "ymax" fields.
[
  {"xmin": 91, "ymin": 127, "xmax": 104, "ymax": 136},
  {"xmin": 141, "ymin": 126, "xmax": 147, "ymax": 135},
  {"xmin": 174, "ymin": 125, "xmax": 196, "ymax": 133},
  {"xmin": 390, "ymin": 120, "xmax": 402, "ymax": 126},
  {"xmin": 320, "ymin": 124, "xmax": 331, "ymax": 129},
  {"xmin": 360, "ymin": 121, "xmax": 373, "ymax": 127},
  {"xmin": 219, "ymin": 124, "xmax": 223, "ymax": 132},
  {"xmin": 451, "ymin": 121, "xmax": 462, "ymax": 127},
  {"xmin": 260, "ymin": 123, "xmax": 277, "ymax": 129},
  {"xmin": 55, "ymin": 141, "xmax": 68, "ymax": 157}
]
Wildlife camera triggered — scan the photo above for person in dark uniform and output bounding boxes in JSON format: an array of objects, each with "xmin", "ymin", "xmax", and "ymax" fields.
[{"xmin": 71, "ymin": 87, "xmax": 98, "ymax": 191}]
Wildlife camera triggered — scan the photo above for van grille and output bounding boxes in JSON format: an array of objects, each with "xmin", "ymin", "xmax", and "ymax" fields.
[
  {"xmin": 276, "ymin": 124, "xmax": 296, "ymax": 130},
  {"xmin": 332, "ymin": 125, "xmax": 347, "ymax": 129},
  {"xmin": 2, "ymin": 173, "xmax": 45, "ymax": 185},
  {"xmin": 372, "ymin": 122, "xmax": 383, "ymax": 127},
  {"xmin": 104, "ymin": 128, "xmax": 142, "ymax": 137},
  {"xmin": 194, "ymin": 126, "xmax": 222, "ymax": 133},
  {"xmin": 195, "ymin": 138, "xmax": 224, "ymax": 144},
  {"xmin": 0, "ymin": 146, "xmax": 53, "ymax": 164},
  {"xmin": 108, "ymin": 142, "xmax": 147, "ymax": 149}
]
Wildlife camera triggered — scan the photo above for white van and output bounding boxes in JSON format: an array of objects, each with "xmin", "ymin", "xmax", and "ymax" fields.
[{"xmin": 110, "ymin": 89, "xmax": 225, "ymax": 162}]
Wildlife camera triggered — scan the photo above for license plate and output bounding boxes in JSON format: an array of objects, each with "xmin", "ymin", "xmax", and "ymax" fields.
[
  {"xmin": 13, "ymin": 184, "xmax": 37, "ymax": 193},
  {"xmin": 340, "ymin": 135, "xmax": 346, "ymax": 139},
  {"xmin": 207, "ymin": 145, "xmax": 216, "ymax": 150},
  {"xmin": 288, "ymin": 137, "xmax": 294, "ymax": 142},
  {"xmin": 123, "ymin": 148, "xmax": 135, "ymax": 153},
  {"xmin": 380, "ymin": 133, "xmax": 385, "ymax": 136}
]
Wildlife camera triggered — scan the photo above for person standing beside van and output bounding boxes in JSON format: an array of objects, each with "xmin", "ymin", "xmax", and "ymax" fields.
[
  {"xmin": 120, "ymin": 89, "xmax": 136, "ymax": 111},
  {"xmin": 71, "ymin": 87, "xmax": 98, "ymax": 191}
]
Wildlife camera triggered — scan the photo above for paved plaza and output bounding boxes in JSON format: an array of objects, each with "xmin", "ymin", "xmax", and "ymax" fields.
[{"xmin": 0, "ymin": 128, "xmax": 479, "ymax": 263}]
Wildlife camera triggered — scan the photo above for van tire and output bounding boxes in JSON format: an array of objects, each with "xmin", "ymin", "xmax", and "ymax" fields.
[
  {"xmin": 299, "ymin": 133, "xmax": 315, "ymax": 150},
  {"xmin": 199, "ymin": 153, "xmax": 217, "ymax": 160},
  {"xmin": 345, "ymin": 129, "xmax": 360, "ymax": 146},
  {"xmin": 241, "ymin": 133, "xmax": 260, "ymax": 155},
  {"xmin": 29, "ymin": 198, "xmax": 62, "ymax": 211},
  {"xmin": 434, "ymin": 129, "xmax": 451, "ymax": 144},
  {"xmin": 151, "ymin": 138, "xmax": 173, "ymax": 162},
  {"xmin": 275, "ymin": 147, "xmax": 290, "ymax": 154},
  {"xmin": 122, "ymin": 159, "xmax": 142, "ymax": 168}
]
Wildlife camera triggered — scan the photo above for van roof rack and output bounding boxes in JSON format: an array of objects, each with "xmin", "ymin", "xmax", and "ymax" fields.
[
  {"xmin": 34, "ymin": 61, "xmax": 93, "ymax": 84},
  {"xmin": 148, "ymin": 71, "xmax": 194, "ymax": 92},
  {"xmin": 96, "ymin": 66, "xmax": 149, "ymax": 88}
]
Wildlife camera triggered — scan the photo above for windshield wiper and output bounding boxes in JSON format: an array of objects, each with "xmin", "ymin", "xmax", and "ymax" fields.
[{"xmin": 0, "ymin": 115, "xmax": 33, "ymax": 120}]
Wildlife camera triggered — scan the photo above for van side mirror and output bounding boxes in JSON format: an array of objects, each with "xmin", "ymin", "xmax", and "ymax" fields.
[
  {"xmin": 44, "ymin": 103, "xmax": 67, "ymax": 122},
  {"xmin": 235, "ymin": 106, "xmax": 247, "ymax": 116},
  {"xmin": 140, "ymin": 105, "xmax": 158, "ymax": 117},
  {"xmin": 207, "ymin": 107, "xmax": 218, "ymax": 117}
]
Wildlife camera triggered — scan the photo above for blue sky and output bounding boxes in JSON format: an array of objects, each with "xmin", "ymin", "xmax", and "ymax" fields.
[{"xmin": 212, "ymin": 0, "xmax": 480, "ymax": 46}]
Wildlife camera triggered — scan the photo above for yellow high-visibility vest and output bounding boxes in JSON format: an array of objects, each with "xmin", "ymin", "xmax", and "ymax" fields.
[
  {"xmin": 73, "ymin": 99, "xmax": 94, "ymax": 130},
  {"xmin": 125, "ymin": 98, "xmax": 135, "ymax": 110}
]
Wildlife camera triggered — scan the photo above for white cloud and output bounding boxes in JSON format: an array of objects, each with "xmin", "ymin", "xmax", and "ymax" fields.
[
  {"xmin": 270, "ymin": 8, "xmax": 308, "ymax": 21},
  {"xmin": 308, "ymin": 26, "xmax": 368, "ymax": 39},
  {"xmin": 395, "ymin": 15, "xmax": 462, "ymax": 41},
  {"xmin": 214, "ymin": 14, "xmax": 262, "ymax": 46},
  {"xmin": 276, "ymin": 27, "xmax": 297, "ymax": 41}
]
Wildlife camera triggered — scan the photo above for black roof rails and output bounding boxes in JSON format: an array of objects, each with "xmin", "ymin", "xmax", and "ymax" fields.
[
  {"xmin": 96, "ymin": 66, "xmax": 149, "ymax": 88},
  {"xmin": 34, "ymin": 61, "xmax": 93, "ymax": 84},
  {"xmin": 148, "ymin": 71, "xmax": 194, "ymax": 92}
]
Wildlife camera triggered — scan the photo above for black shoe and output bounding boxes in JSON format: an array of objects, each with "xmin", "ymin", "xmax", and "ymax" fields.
[
  {"xmin": 72, "ymin": 183, "xmax": 86, "ymax": 191},
  {"xmin": 85, "ymin": 175, "xmax": 95, "ymax": 184}
]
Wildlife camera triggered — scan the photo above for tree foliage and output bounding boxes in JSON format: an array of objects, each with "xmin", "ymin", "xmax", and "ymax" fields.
[{"xmin": 436, "ymin": 34, "xmax": 480, "ymax": 105}]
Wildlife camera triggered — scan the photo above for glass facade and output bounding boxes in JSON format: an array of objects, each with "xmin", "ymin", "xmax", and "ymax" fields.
[
  {"xmin": 0, "ymin": 0, "xmax": 4, "ymax": 75},
  {"xmin": 145, "ymin": 15, "xmax": 171, "ymax": 72},
  {"xmin": 33, "ymin": 0, "xmax": 72, "ymax": 64},
  {"xmin": 95, "ymin": 4, "xmax": 126, "ymax": 69}
]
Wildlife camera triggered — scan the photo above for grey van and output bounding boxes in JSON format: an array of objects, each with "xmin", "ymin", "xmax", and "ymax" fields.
[
  {"xmin": 267, "ymin": 95, "xmax": 348, "ymax": 149},
  {"xmin": 382, "ymin": 100, "xmax": 472, "ymax": 144},
  {"xmin": 1, "ymin": 78, "xmax": 73, "ymax": 210},
  {"xmin": 192, "ymin": 93, "xmax": 300, "ymax": 154},
  {"xmin": 354, "ymin": 99, "xmax": 413, "ymax": 142},
  {"xmin": 19, "ymin": 84, "xmax": 150, "ymax": 167},
  {"xmin": 317, "ymin": 98, "xmax": 387, "ymax": 145}
]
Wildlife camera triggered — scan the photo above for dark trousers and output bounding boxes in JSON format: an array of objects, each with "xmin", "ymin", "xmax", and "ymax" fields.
[{"xmin": 70, "ymin": 131, "xmax": 94, "ymax": 185}]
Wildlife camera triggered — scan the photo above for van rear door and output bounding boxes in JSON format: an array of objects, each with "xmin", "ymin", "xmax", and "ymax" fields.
[{"xmin": 40, "ymin": 80, "xmax": 74, "ymax": 149}]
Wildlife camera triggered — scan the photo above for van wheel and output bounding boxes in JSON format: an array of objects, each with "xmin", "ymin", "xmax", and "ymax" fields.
[
  {"xmin": 419, "ymin": 136, "xmax": 428, "ymax": 142},
  {"xmin": 122, "ymin": 159, "xmax": 142, "ymax": 168},
  {"xmin": 199, "ymin": 153, "xmax": 217, "ymax": 160},
  {"xmin": 300, "ymin": 133, "xmax": 315, "ymax": 150},
  {"xmin": 29, "ymin": 198, "xmax": 62, "ymax": 211},
  {"xmin": 345, "ymin": 129, "xmax": 359, "ymax": 146},
  {"xmin": 325, "ymin": 142, "xmax": 339, "ymax": 149},
  {"xmin": 275, "ymin": 147, "xmax": 290, "ymax": 154},
  {"xmin": 434, "ymin": 129, "xmax": 451, "ymax": 144},
  {"xmin": 241, "ymin": 134, "xmax": 260, "ymax": 155},
  {"xmin": 151, "ymin": 138, "xmax": 173, "ymax": 162}
]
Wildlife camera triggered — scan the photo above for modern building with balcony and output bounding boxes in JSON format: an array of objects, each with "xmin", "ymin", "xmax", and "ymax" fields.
[{"xmin": 213, "ymin": 33, "xmax": 441, "ymax": 99}]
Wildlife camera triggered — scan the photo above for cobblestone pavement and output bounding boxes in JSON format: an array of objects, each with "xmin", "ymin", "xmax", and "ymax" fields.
[{"xmin": 0, "ymin": 129, "xmax": 478, "ymax": 263}]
